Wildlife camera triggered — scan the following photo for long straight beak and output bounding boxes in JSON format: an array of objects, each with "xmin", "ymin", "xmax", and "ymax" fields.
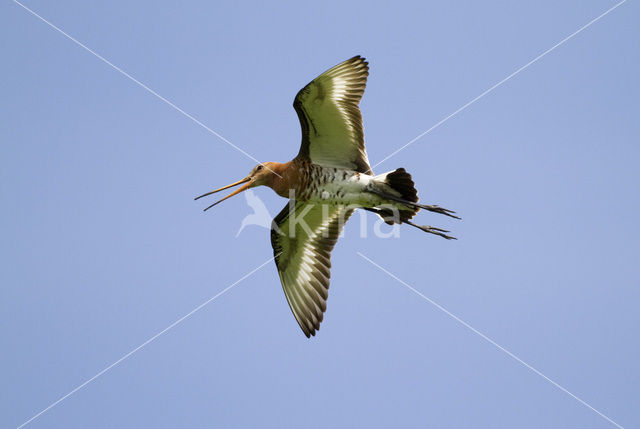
[{"xmin": 195, "ymin": 177, "xmax": 252, "ymax": 211}]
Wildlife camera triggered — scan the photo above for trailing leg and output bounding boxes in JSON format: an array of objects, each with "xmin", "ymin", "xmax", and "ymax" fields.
[
  {"xmin": 363, "ymin": 208, "xmax": 456, "ymax": 240},
  {"xmin": 368, "ymin": 189, "xmax": 460, "ymax": 219},
  {"xmin": 403, "ymin": 219, "xmax": 456, "ymax": 240},
  {"xmin": 370, "ymin": 168, "xmax": 460, "ymax": 220}
]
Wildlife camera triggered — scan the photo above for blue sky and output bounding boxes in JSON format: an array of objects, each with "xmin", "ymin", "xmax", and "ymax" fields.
[{"xmin": 2, "ymin": 1, "xmax": 639, "ymax": 428}]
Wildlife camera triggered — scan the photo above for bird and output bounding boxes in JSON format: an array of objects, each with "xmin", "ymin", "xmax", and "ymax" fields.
[{"xmin": 196, "ymin": 56, "xmax": 459, "ymax": 337}]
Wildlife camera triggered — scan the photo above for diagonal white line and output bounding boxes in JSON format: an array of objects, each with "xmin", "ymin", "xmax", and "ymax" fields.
[
  {"xmin": 372, "ymin": 0, "xmax": 627, "ymax": 170},
  {"xmin": 15, "ymin": 255, "xmax": 276, "ymax": 429},
  {"xmin": 357, "ymin": 252, "xmax": 624, "ymax": 429},
  {"xmin": 12, "ymin": 0, "xmax": 282, "ymax": 177}
]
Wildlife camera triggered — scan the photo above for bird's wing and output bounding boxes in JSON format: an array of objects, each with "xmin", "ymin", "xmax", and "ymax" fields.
[
  {"xmin": 294, "ymin": 55, "xmax": 372, "ymax": 174},
  {"xmin": 271, "ymin": 201, "xmax": 352, "ymax": 337}
]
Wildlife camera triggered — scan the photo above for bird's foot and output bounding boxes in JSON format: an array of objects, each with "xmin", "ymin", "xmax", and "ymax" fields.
[
  {"xmin": 404, "ymin": 220, "xmax": 457, "ymax": 240},
  {"xmin": 417, "ymin": 204, "xmax": 461, "ymax": 220}
]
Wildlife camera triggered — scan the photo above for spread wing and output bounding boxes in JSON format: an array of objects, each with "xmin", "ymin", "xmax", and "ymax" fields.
[
  {"xmin": 270, "ymin": 201, "xmax": 352, "ymax": 337},
  {"xmin": 294, "ymin": 55, "xmax": 372, "ymax": 174}
]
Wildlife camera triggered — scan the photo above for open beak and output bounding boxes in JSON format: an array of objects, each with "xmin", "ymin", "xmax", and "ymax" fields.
[{"xmin": 195, "ymin": 176, "xmax": 252, "ymax": 211}]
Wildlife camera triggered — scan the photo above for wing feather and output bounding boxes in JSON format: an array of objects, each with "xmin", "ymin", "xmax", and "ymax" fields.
[
  {"xmin": 271, "ymin": 201, "xmax": 352, "ymax": 337},
  {"xmin": 294, "ymin": 56, "xmax": 372, "ymax": 173}
]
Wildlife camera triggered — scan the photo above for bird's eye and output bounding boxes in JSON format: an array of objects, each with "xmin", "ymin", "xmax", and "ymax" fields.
[{"xmin": 256, "ymin": 165, "xmax": 263, "ymax": 171}]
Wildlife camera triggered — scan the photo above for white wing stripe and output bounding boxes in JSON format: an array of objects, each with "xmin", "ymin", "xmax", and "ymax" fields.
[
  {"xmin": 293, "ymin": 55, "xmax": 372, "ymax": 173},
  {"xmin": 271, "ymin": 202, "xmax": 352, "ymax": 337}
]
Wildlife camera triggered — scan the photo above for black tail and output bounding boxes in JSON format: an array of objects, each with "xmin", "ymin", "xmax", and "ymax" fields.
[
  {"xmin": 374, "ymin": 168, "xmax": 419, "ymax": 223},
  {"xmin": 369, "ymin": 168, "xmax": 460, "ymax": 223},
  {"xmin": 385, "ymin": 168, "xmax": 418, "ymax": 204}
]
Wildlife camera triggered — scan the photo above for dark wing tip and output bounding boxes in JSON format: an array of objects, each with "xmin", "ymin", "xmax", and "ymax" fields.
[
  {"xmin": 299, "ymin": 320, "xmax": 317, "ymax": 338},
  {"xmin": 348, "ymin": 55, "xmax": 369, "ymax": 73},
  {"xmin": 350, "ymin": 54, "xmax": 367, "ymax": 63}
]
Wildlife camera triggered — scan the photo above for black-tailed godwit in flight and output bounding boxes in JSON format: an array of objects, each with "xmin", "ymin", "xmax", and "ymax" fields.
[{"xmin": 196, "ymin": 56, "xmax": 459, "ymax": 337}]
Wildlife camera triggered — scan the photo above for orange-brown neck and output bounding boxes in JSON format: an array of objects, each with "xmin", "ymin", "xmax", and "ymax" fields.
[{"xmin": 263, "ymin": 160, "xmax": 299, "ymax": 198}]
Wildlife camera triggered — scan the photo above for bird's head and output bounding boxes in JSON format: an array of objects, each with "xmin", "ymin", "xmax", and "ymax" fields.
[{"xmin": 195, "ymin": 162, "xmax": 282, "ymax": 211}]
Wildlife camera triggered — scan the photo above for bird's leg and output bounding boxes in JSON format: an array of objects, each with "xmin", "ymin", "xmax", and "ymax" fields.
[
  {"xmin": 418, "ymin": 204, "xmax": 460, "ymax": 219},
  {"xmin": 364, "ymin": 190, "xmax": 461, "ymax": 219},
  {"xmin": 364, "ymin": 208, "xmax": 456, "ymax": 240},
  {"xmin": 363, "ymin": 207, "xmax": 396, "ymax": 225},
  {"xmin": 403, "ymin": 220, "xmax": 457, "ymax": 240}
]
